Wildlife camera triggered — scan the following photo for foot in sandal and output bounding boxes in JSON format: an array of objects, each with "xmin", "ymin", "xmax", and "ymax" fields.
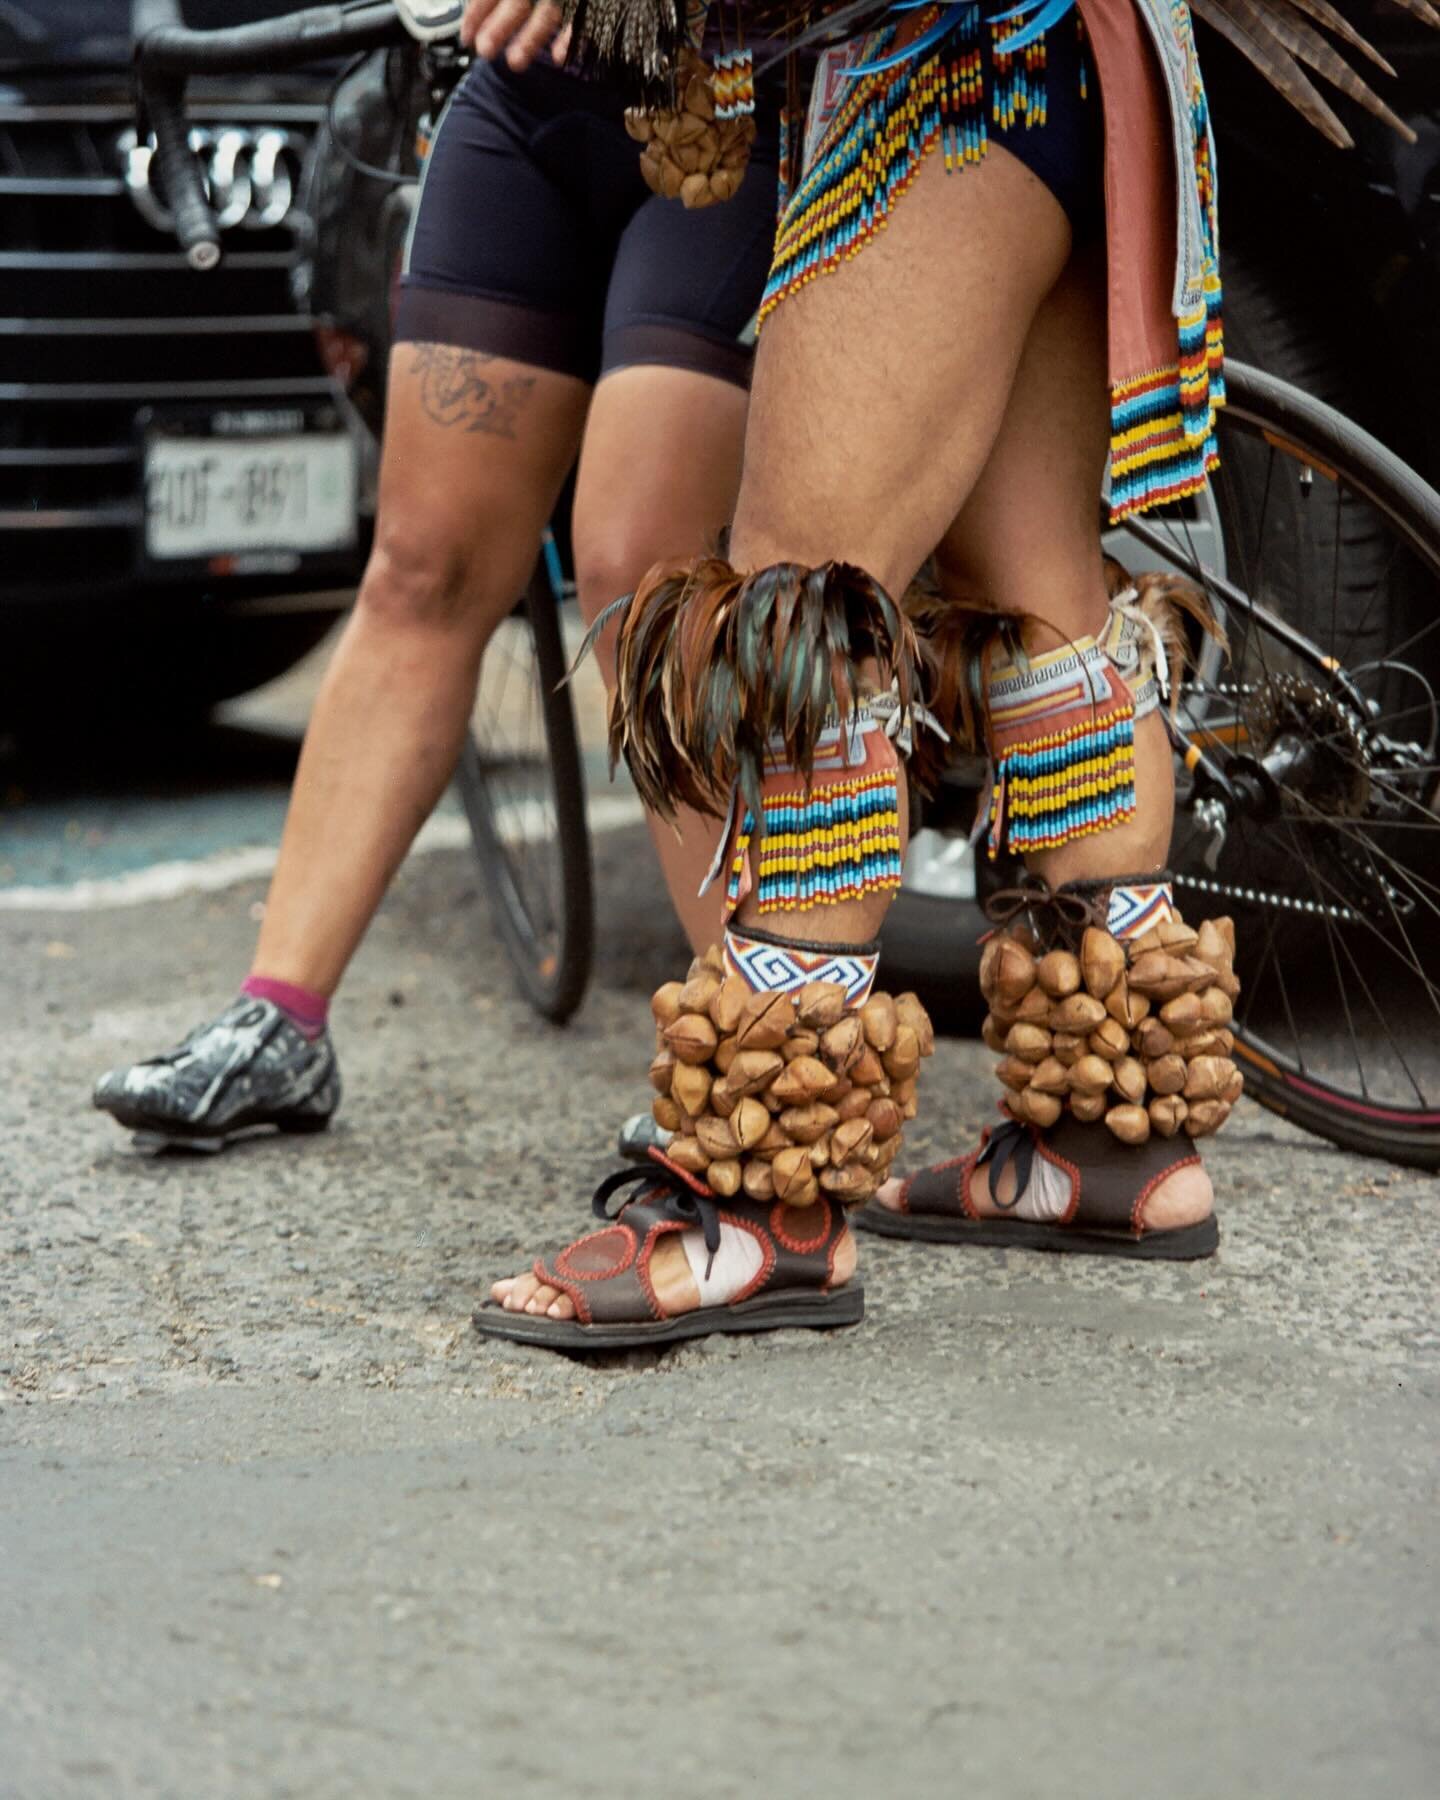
[
  {"xmin": 856, "ymin": 875, "xmax": 1239, "ymax": 1260},
  {"xmin": 474, "ymin": 943, "xmax": 937, "ymax": 1350}
]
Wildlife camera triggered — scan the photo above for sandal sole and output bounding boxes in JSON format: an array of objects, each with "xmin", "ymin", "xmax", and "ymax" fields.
[
  {"xmin": 854, "ymin": 1205, "xmax": 1219, "ymax": 1260},
  {"xmin": 472, "ymin": 1282, "xmax": 865, "ymax": 1350}
]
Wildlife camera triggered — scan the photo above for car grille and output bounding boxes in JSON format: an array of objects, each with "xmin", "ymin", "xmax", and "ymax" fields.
[{"xmin": 0, "ymin": 86, "xmax": 345, "ymax": 593}]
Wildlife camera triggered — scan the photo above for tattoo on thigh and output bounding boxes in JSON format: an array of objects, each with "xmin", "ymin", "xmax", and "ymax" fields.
[{"xmin": 409, "ymin": 343, "xmax": 536, "ymax": 437}]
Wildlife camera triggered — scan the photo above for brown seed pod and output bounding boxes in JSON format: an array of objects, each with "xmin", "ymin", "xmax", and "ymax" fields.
[
  {"xmin": 1069, "ymin": 1089, "xmax": 1108, "ymax": 1122},
  {"xmin": 708, "ymin": 1077, "xmax": 737, "ymax": 1119},
  {"xmin": 1199, "ymin": 986, "xmax": 1234, "ymax": 1028},
  {"xmin": 652, "ymin": 1096, "xmax": 683, "ymax": 1133},
  {"xmin": 1147, "ymin": 1052, "xmax": 1188, "ymax": 1097},
  {"xmin": 901, "ymin": 1093, "xmax": 918, "ymax": 1121},
  {"xmin": 742, "ymin": 1160, "xmax": 775, "ymax": 1201},
  {"xmin": 707, "ymin": 1158, "xmax": 741, "ymax": 1197},
  {"xmin": 1051, "ymin": 1031, "xmax": 1084, "ymax": 1067},
  {"xmin": 697, "ymin": 944, "xmax": 725, "ymax": 976},
  {"xmin": 1037, "ymin": 949, "xmax": 1083, "ymax": 998},
  {"xmin": 667, "ymin": 1136, "xmax": 708, "ymax": 1175},
  {"xmin": 819, "ymin": 1014, "xmax": 865, "ymax": 1074},
  {"xmin": 1148, "ymin": 1094, "xmax": 1189, "ymax": 1137},
  {"xmin": 882, "ymin": 1026, "xmax": 920, "ymax": 1083},
  {"xmin": 727, "ymin": 1049, "xmax": 784, "ymax": 1097},
  {"xmin": 708, "ymin": 165, "xmax": 743, "ymax": 203},
  {"xmin": 795, "ymin": 980, "xmax": 847, "ymax": 1030},
  {"xmin": 771, "ymin": 1145, "xmax": 815, "ymax": 1202},
  {"xmin": 1194, "ymin": 918, "xmax": 1231, "ymax": 973},
  {"xmin": 649, "ymin": 1048, "xmax": 676, "ymax": 1093},
  {"xmin": 1213, "ymin": 916, "xmax": 1236, "ymax": 959},
  {"xmin": 735, "ymin": 990, "xmax": 795, "ymax": 1051},
  {"xmin": 1080, "ymin": 927, "xmax": 1126, "ymax": 1000},
  {"xmin": 623, "ymin": 108, "xmax": 653, "ymax": 142},
  {"xmin": 1005, "ymin": 1022, "xmax": 1052, "ymax": 1064},
  {"xmin": 1069, "ymin": 1053, "xmax": 1114, "ymax": 1094},
  {"xmin": 996, "ymin": 1056, "xmax": 1034, "ymax": 1092},
  {"xmin": 1127, "ymin": 951, "xmax": 1194, "ymax": 1002},
  {"xmin": 1157, "ymin": 919, "xmax": 1199, "ymax": 955},
  {"xmin": 1028, "ymin": 1056, "xmax": 1070, "ymax": 1097},
  {"xmin": 770, "ymin": 1056, "xmax": 834, "ymax": 1106},
  {"xmin": 860, "ymin": 992, "xmax": 898, "ymax": 1053},
  {"xmin": 713, "ymin": 1035, "xmax": 738, "ymax": 1075},
  {"xmin": 753, "ymin": 1120, "xmax": 795, "ymax": 1157},
  {"xmin": 830, "ymin": 1117, "xmax": 874, "ymax": 1167},
  {"xmin": 665, "ymin": 1012, "xmax": 717, "ymax": 1065},
  {"xmin": 808, "ymin": 1137, "xmax": 830, "ymax": 1170},
  {"xmin": 1127, "ymin": 925, "xmax": 1166, "ymax": 956},
  {"xmin": 868, "ymin": 1133, "xmax": 901, "ymax": 1170},
  {"xmin": 671, "ymin": 1061, "xmax": 712, "ymax": 1117},
  {"xmin": 779, "ymin": 1101, "xmax": 841, "ymax": 1145},
  {"xmin": 866, "ymin": 1097, "xmax": 903, "ymax": 1139},
  {"xmin": 820, "ymin": 1163, "xmax": 874, "ymax": 1202},
  {"xmin": 1135, "ymin": 1018, "xmax": 1176, "ymax": 1060},
  {"xmin": 1179, "ymin": 1028, "xmax": 1226, "ymax": 1060},
  {"xmin": 1159, "ymin": 993, "xmax": 1204, "ymax": 1037},
  {"xmin": 1216, "ymin": 968, "xmax": 1243, "ymax": 1001},
  {"xmin": 980, "ymin": 936, "xmax": 1037, "ymax": 1010},
  {"xmin": 1112, "ymin": 1056, "xmax": 1147, "ymax": 1106},
  {"xmin": 1048, "ymin": 993, "xmax": 1108, "ymax": 1034},
  {"xmin": 1104, "ymin": 1102, "xmax": 1151, "ymax": 1145},
  {"xmin": 781, "ymin": 1029, "xmax": 821, "ymax": 1062},
  {"xmin": 731, "ymin": 1095, "xmax": 771, "ymax": 1151},
  {"xmin": 1089, "ymin": 1017, "xmax": 1130, "ymax": 1062},
  {"xmin": 836, "ymin": 1087, "xmax": 874, "ymax": 1123},
  {"xmin": 1105, "ymin": 979, "xmax": 1151, "ymax": 1029},
  {"xmin": 1011, "ymin": 988, "xmax": 1053, "ymax": 1027},
  {"xmin": 1184, "ymin": 1098, "xmax": 1230, "ymax": 1138},
  {"xmin": 1183, "ymin": 1055, "xmax": 1232, "ymax": 1102},
  {"xmin": 671, "ymin": 111, "xmax": 708, "ymax": 147},
  {"xmin": 708, "ymin": 975, "xmax": 749, "ymax": 1036},
  {"xmin": 695, "ymin": 1115, "xmax": 739, "ymax": 1161},
  {"xmin": 651, "ymin": 981, "xmax": 684, "ymax": 1027},
  {"xmin": 678, "ymin": 969, "xmax": 721, "ymax": 1016},
  {"xmin": 895, "ymin": 993, "xmax": 935, "ymax": 1056},
  {"xmin": 850, "ymin": 1048, "xmax": 885, "ymax": 1087},
  {"xmin": 981, "ymin": 1013, "xmax": 1008, "ymax": 1055},
  {"xmin": 1016, "ymin": 1086, "xmax": 1062, "ymax": 1128}
]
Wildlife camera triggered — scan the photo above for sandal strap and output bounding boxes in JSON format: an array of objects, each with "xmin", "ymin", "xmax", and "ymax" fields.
[{"xmin": 534, "ymin": 1153, "xmax": 849, "ymax": 1326}]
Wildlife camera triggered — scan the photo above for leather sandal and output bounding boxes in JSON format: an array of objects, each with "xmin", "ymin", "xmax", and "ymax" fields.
[
  {"xmin": 474, "ymin": 1153, "xmax": 864, "ymax": 1350},
  {"xmin": 854, "ymin": 1114, "xmax": 1219, "ymax": 1260}
]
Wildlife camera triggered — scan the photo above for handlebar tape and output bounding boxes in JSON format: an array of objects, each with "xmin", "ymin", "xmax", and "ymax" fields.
[{"xmin": 133, "ymin": 1, "xmax": 405, "ymax": 76}]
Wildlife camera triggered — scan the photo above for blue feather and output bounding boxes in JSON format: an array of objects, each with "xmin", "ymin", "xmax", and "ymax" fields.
[
  {"xmin": 988, "ymin": 0, "xmax": 1077, "ymax": 55},
  {"xmin": 842, "ymin": 2, "xmax": 971, "ymax": 78}
]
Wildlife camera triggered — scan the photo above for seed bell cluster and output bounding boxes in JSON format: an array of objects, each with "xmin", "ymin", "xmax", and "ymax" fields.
[
  {"xmin": 624, "ymin": 49, "xmax": 756, "ymax": 208},
  {"xmin": 980, "ymin": 912, "xmax": 1244, "ymax": 1143},
  {"xmin": 649, "ymin": 947, "xmax": 936, "ymax": 1207}
]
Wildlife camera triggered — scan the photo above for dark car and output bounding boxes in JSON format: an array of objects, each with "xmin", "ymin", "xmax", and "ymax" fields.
[{"xmin": 0, "ymin": 0, "xmax": 371, "ymax": 737}]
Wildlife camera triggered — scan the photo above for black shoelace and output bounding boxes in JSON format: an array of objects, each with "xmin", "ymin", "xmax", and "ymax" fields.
[
  {"xmin": 591, "ymin": 1163, "xmax": 723, "ymax": 1279},
  {"xmin": 975, "ymin": 1117, "xmax": 1038, "ymax": 1210}
]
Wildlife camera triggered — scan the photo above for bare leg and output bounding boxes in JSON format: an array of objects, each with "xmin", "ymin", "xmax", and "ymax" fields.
[
  {"xmin": 499, "ymin": 143, "xmax": 1077, "ymax": 1317},
  {"xmin": 569, "ymin": 365, "xmax": 745, "ymax": 954},
  {"xmin": 251, "ymin": 346, "xmax": 589, "ymax": 994}
]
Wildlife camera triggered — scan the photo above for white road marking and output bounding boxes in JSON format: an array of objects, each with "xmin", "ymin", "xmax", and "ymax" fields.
[{"xmin": 0, "ymin": 794, "xmax": 645, "ymax": 913}]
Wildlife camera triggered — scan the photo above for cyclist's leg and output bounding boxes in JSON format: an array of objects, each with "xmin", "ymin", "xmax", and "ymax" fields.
[{"xmin": 251, "ymin": 348, "xmax": 588, "ymax": 994}]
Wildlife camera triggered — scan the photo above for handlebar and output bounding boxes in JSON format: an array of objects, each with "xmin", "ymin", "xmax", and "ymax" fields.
[{"xmin": 132, "ymin": 0, "xmax": 413, "ymax": 270}]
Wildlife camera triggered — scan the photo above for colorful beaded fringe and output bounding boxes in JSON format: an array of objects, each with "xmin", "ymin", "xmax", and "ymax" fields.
[
  {"xmin": 983, "ymin": 635, "xmax": 1138, "ymax": 858},
  {"xmin": 727, "ymin": 768, "xmax": 904, "ymax": 914},
  {"xmin": 724, "ymin": 927, "xmax": 880, "ymax": 1004},
  {"xmin": 759, "ymin": 4, "xmax": 1063, "ymax": 325}
]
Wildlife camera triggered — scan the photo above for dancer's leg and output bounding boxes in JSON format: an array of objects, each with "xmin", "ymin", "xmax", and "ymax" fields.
[{"xmin": 570, "ymin": 364, "xmax": 747, "ymax": 954}]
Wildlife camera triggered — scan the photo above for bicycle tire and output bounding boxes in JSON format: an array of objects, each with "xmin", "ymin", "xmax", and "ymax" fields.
[
  {"xmin": 1125, "ymin": 361, "xmax": 1440, "ymax": 1170},
  {"xmin": 455, "ymin": 555, "xmax": 594, "ymax": 1023}
]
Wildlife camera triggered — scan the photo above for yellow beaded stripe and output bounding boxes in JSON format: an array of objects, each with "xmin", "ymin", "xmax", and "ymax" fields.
[{"xmin": 727, "ymin": 769, "xmax": 904, "ymax": 912}]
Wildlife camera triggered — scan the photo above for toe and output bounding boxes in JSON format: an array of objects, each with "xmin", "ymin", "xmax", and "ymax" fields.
[
  {"xmin": 501, "ymin": 1273, "xmax": 540, "ymax": 1312},
  {"xmin": 875, "ymin": 1177, "xmax": 905, "ymax": 1212},
  {"xmin": 546, "ymin": 1294, "xmax": 578, "ymax": 1320},
  {"xmin": 526, "ymin": 1283, "xmax": 562, "ymax": 1315}
]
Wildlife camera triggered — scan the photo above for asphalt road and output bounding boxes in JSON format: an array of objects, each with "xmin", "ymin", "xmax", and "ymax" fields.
[{"xmin": 2, "ymin": 651, "xmax": 1438, "ymax": 1799}]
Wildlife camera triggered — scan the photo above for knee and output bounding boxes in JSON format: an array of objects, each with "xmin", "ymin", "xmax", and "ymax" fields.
[
  {"xmin": 572, "ymin": 533, "xmax": 672, "ymax": 626},
  {"xmin": 354, "ymin": 520, "xmax": 477, "ymax": 636}
]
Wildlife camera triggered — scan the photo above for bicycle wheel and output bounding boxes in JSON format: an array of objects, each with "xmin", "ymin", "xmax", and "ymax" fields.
[
  {"xmin": 455, "ymin": 543, "xmax": 594, "ymax": 1023},
  {"xmin": 1117, "ymin": 361, "xmax": 1440, "ymax": 1169}
]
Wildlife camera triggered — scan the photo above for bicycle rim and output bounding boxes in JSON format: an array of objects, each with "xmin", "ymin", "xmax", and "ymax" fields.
[
  {"xmin": 456, "ymin": 552, "xmax": 594, "ymax": 1023},
  {"xmin": 1118, "ymin": 362, "xmax": 1440, "ymax": 1169}
]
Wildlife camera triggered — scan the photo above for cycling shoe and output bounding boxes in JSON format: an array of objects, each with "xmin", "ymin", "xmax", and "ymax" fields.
[{"xmin": 93, "ymin": 996, "xmax": 340, "ymax": 1152}]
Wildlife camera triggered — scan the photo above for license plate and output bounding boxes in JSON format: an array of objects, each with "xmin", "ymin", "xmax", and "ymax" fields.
[{"xmin": 144, "ymin": 429, "xmax": 358, "ymax": 561}]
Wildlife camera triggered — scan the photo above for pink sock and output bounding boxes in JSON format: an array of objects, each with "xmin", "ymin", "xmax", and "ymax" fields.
[{"xmin": 241, "ymin": 974, "xmax": 330, "ymax": 1039}]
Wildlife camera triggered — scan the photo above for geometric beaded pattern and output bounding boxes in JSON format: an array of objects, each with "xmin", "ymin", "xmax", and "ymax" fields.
[
  {"xmin": 1106, "ymin": 882, "xmax": 1176, "ymax": 940},
  {"xmin": 723, "ymin": 928, "xmax": 880, "ymax": 1005}
]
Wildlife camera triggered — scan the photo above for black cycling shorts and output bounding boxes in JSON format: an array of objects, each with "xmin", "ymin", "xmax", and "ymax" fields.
[{"xmin": 397, "ymin": 58, "xmax": 782, "ymax": 389}]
